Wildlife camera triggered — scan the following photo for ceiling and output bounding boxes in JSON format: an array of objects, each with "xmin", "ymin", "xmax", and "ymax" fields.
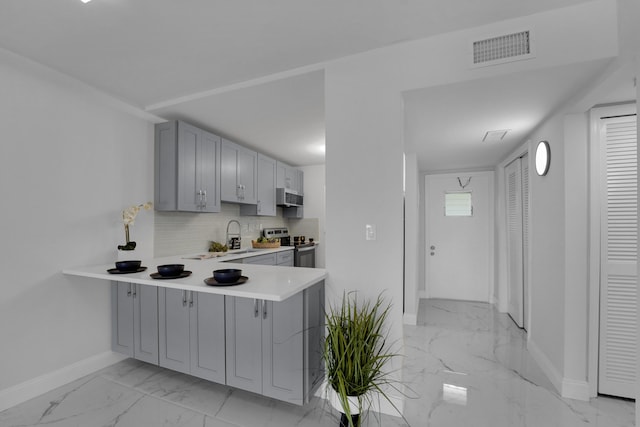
[{"xmin": 0, "ymin": 0, "xmax": 630, "ymax": 169}]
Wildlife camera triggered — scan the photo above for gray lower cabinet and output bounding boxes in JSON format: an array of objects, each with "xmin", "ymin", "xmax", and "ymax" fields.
[
  {"xmin": 225, "ymin": 281, "xmax": 324, "ymax": 405},
  {"xmin": 111, "ymin": 282, "xmax": 159, "ymax": 365},
  {"xmin": 158, "ymin": 288, "xmax": 226, "ymax": 383},
  {"xmin": 276, "ymin": 250, "xmax": 294, "ymax": 266},
  {"xmin": 242, "ymin": 252, "xmax": 277, "ymax": 265}
]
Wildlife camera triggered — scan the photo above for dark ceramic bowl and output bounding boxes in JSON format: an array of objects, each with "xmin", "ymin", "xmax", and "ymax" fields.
[
  {"xmin": 213, "ymin": 268, "xmax": 242, "ymax": 283},
  {"xmin": 115, "ymin": 260, "xmax": 141, "ymax": 272},
  {"xmin": 157, "ymin": 264, "xmax": 185, "ymax": 277}
]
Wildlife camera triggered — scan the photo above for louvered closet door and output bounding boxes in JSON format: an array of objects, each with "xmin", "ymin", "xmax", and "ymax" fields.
[
  {"xmin": 505, "ymin": 158, "xmax": 524, "ymax": 328},
  {"xmin": 598, "ymin": 113, "xmax": 637, "ymax": 398}
]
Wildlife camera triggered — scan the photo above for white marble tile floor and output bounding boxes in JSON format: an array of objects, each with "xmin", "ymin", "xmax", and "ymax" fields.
[{"xmin": 0, "ymin": 299, "xmax": 634, "ymax": 426}]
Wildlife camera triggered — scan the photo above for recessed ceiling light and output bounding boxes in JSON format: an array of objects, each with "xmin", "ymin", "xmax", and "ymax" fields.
[
  {"xmin": 81, "ymin": 0, "xmax": 92, "ymax": 3},
  {"xmin": 482, "ymin": 129, "xmax": 509, "ymax": 142}
]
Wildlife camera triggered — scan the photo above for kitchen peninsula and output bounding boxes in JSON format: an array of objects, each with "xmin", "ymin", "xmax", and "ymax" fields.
[{"xmin": 63, "ymin": 248, "xmax": 327, "ymax": 406}]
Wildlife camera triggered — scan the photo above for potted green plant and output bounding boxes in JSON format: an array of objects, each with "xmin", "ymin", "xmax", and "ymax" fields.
[{"xmin": 323, "ymin": 292, "xmax": 403, "ymax": 427}]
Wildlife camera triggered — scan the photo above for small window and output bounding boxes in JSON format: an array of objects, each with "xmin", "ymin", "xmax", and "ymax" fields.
[{"xmin": 445, "ymin": 192, "xmax": 473, "ymax": 216}]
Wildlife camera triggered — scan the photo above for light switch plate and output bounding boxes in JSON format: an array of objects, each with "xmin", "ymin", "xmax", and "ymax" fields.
[{"xmin": 366, "ymin": 224, "xmax": 376, "ymax": 241}]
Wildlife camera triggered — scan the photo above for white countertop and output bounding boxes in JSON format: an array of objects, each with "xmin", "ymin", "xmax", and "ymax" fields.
[{"xmin": 63, "ymin": 247, "xmax": 326, "ymax": 302}]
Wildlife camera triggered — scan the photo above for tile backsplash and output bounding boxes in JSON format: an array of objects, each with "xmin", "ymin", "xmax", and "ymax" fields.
[{"xmin": 154, "ymin": 203, "xmax": 320, "ymax": 257}]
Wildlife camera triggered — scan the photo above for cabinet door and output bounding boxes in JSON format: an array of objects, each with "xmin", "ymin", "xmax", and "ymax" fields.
[
  {"xmin": 237, "ymin": 146, "xmax": 257, "ymax": 204},
  {"xmin": 256, "ymin": 154, "xmax": 276, "ymax": 215},
  {"xmin": 134, "ymin": 284, "xmax": 159, "ymax": 364},
  {"xmin": 111, "ymin": 282, "xmax": 134, "ymax": 357},
  {"xmin": 190, "ymin": 292, "xmax": 226, "ymax": 383},
  {"xmin": 221, "ymin": 139, "xmax": 239, "ymax": 202},
  {"xmin": 199, "ymin": 130, "xmax": 221, "ymax": 213},
  {"xmin": 276, "ymin": 250, "xmax": 294, "ymax": 267},
  {"xmin": 155, "ymin": 121, "xmax": 178, "ymax": 211},
  {"xmin": 177, "ymin": 122, "xmax": 201, "ymax": 211},
  {"xmin": 159, "ymin": 288, "xmax": 191, "ymax": 374},
  {"xmin": 262, "ymin": 292, "xmax": 304, "ymax": 404},
  {"xmin": 276, "ymin": 161, "xmax": 288, "ymax": 189},
  {"xmin": 225, "ymin": 296, "xmax": 263, "ymax": 394}
]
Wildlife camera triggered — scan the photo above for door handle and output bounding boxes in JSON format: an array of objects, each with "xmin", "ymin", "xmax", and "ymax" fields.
[
  {"xmin": 189, "ymin": 291, "xmax": 194, "ymax": 308},
  {"xmin": 254, "ymin": 299, "xmax": 259, "ymax": 317},
  {"xmin": 182, "ymin": 290, "xmax": 188, "ymax": 307},
  {"xmin": 262, "ymin": 300, "xmax": 267, "ymax": 319}
]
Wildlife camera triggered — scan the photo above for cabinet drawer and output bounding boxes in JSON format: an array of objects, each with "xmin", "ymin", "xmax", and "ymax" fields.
[{"xmin": 276, "ymin": 250, "xmax": 294, "ymax": 266}]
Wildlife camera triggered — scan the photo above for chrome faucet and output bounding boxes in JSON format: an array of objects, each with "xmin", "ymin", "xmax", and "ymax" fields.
[{"xmin": 226, "ymin": 220, "xmax": 241, "ymax": 249}]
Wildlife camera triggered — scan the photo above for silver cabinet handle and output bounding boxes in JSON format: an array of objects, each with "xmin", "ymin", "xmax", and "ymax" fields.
[
  {"xmin": 182, "ymin": 290, "xmax": 188, "ymax": 307},
  {"xmin": 132, "ymin": 285, "xmax": 137, "ymax": 299},
  {"xmin": 189, "ymin": 291, "xmax": 194, "ymax": 308},
  {"xmin": 262, "ymin": 300, "xmax": 267, "ymax": 320},
  {"xmin": 254, "ymin": 299, "xmax": 259, "ymax": 317},
  {"xmin": 202, "ymin": 190, "xmax": 207, "ymax": 207},
  {"xmin": 127, "ymin": 283, "xmax": 132, "ymax": 297}
]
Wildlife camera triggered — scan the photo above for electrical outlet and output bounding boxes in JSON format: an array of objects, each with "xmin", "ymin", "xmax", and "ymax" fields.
[{"xmin": 365, "ymin": 224, "xmax": 376, "ymax": 241}]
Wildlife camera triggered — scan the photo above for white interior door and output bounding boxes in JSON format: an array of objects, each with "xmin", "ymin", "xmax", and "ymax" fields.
[
  {"xmin": 425, "ymin": 172, "xmax": 492, "ymax": 302},
  {"xmin": 598, "ymin": 111, "xmax": 637, "ymax": 399},
  {"xmin": 505, "ymin": 158, "xmax": 524, "ymax": 328}
]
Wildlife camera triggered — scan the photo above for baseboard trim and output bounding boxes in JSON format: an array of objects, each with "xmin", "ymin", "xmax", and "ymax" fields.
[
  {"xmin": 0, "ymin": 351, "xmax": 127, "ymax": 412},
  {"xmin": 561, "ymin": 378, "xmax": 590, "ymax": 401},
  {"xmin": 527, "ymin": 337, "xmax": 563, "ymax": 395},
  {"xmin": 403, "ymin": 313, "xmax": 417, "ymax": 325}
]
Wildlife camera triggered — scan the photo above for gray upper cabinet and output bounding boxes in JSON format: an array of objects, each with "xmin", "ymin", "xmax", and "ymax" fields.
[
  {"xmin": 221, "ymin": 139, "xmax": 257, "ymax": 204},
  {"xmin": 240, "ymin": 153, "xmax": 276, "ymax": 216},
  {"xmin": 111, "ymin": 282, "xmax": 158, "ymax": 365},
  {"xmin": 158, "ymin": 288, "xmax": 226, "ymax": 384},
  {"xmin": 276, "ymin": 161, "xmax": 304, "ymax": 195},
  {"xmin": 155, "ymin": 121, "xmax": 221, "ymax": 213}
]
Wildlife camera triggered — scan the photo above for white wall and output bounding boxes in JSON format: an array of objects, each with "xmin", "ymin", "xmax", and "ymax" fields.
[
  {"xmin": 403, "ymin": 154, "xmax": 419, "ymax": 324},
  {"xmin": 0, "ymin": 48, "xmax": 156, "ymax": 407}
]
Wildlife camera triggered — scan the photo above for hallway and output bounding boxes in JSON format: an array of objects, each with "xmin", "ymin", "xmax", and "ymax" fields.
[{"xmin": 0, "ymin": 300, "xmax": 634, "ymax": 426}]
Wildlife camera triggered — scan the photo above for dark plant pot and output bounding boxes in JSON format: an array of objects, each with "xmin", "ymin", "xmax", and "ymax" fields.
[{"xmin": 339, "ymin": 413, "xmax": 360, "ymax": 427}]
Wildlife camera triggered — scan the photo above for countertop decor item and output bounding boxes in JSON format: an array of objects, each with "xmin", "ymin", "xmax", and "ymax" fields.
[
  {"xmin": 204, "ymin": 276, "xmax": 248, "ymax": 286},
  {"xmin": 323, "ymin": 292, "xmax": 405, "ymax": 427},
  {"xmin": 213, "ymin": 268, "xmax": 242, "ymax": 283},
  {"xmin": 156, "ymin": 264, "xmax": 185, "ymax": 277},
  {"xmin": 117, "ymin": 201, "xmax": 152, "ymax": 251}
]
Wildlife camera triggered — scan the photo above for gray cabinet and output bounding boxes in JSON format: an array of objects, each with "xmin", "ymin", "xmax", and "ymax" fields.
[
  {"xmin": 276, "ymin": 250, "xmax": 294, "ymax": 266},
  {"xmin": 111, "ymin": 282, "xmax": 158, "ymax": 365},
  {"xmin": 158, "ymin": 288, "xmax": 226, "ymax": 383},
  {"xmin": 242, "ymin": 252, "xmax": 277, "ymax": 265},
  {"xmin": 225, "ymin": 292, "xmax": 304, "ymax": 403},
  {"xmin": 276, "ymin": 161, "xmax": 304, "ymax": 195},
  {"xmin": 225, "ymin": 280, "xmax": 324, "ymax": 405},
  {"xmin": 240, "ymin": 153, "xmax": 276, "ymax": 216},
  {"xmin": 221, "ymin": 139, "xmax": 258, "ymax": 204},
  {"xmin": 155, "ymin": 121, "xmax": 221, "ymax": 213}
]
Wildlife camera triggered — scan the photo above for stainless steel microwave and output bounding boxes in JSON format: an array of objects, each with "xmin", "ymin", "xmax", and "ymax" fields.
[{"xmin": 276, "ymin": 188, "xmax": 303, "ymax": 207}]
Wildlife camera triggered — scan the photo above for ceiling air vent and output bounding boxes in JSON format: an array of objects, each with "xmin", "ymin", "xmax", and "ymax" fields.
[{"xmin": 471, "ymin": 30, "xmax": 534, "ymax": 68}]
